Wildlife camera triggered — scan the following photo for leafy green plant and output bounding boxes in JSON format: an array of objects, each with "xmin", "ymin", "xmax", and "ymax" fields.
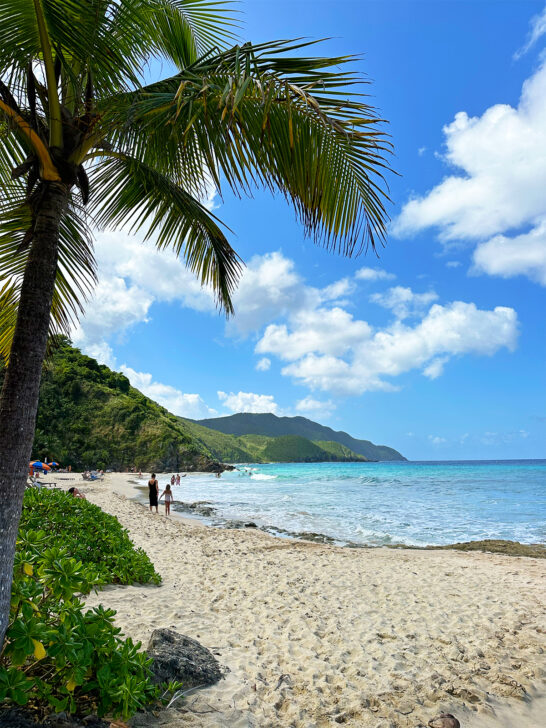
[
  {"xmin": 19, "ymin": 488, "xmax": 160, "ymax": 585},
  {"xmin": 0, "ymin": 491, "xmax": 171, "ymax": 719}
]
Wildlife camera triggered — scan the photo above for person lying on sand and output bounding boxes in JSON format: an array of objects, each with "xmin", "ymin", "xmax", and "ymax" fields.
[{"xmin": 68, "ymin": 487, "xmax": 86, "ymax": 499}]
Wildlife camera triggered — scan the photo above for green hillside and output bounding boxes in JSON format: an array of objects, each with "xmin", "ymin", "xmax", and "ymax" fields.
[
  {"xmin": 179, "ymin": 421, "xmax": 367, "ymax": 463},
  {"xmin": 313, "ymin": 440, "xmax": 368, "ymax": 460},
  {"xmin": 263, "ymin": 435, "xmax": 354, "ymax": 462},
  {"xmin": 18, "ymin": 340, "xmax": 221, "ymax": 472},
  {"xmin": 0, "ymin": 340, "xmax": 393, "ymax": 468},
  {"xmin": 195, "ymin": 413, "xmax": 406, "ymax": 461}
]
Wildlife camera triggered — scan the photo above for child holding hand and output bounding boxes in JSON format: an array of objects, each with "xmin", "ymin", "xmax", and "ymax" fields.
[{"xmin": 159, "ymin": 483, "xmax": 174, "ymax": 516}]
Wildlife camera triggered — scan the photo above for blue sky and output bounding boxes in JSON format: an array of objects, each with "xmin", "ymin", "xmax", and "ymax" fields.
[{"xmin": 74, "ymin": 1, "xmax": 546, "ymax": 460}]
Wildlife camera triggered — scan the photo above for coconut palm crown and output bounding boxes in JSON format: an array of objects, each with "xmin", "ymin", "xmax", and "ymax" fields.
[{"xmin": 0, "ymin": 0, "xmax": 392, "ymax": 647}]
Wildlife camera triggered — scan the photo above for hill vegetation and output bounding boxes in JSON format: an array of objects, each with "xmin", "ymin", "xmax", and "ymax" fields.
[
  {"xmin": 10, "ymin": 339, "xmax": 220, "ymax": 472},
  {"xmin": 179, "ymin": 421, "xmax": 368, "ymax": 463},
  {"xmin": 0, "ymin": 340, "xmax": 401, "ymax": 468},
  {"xmin": 195, "ymin": 413, "xmax": 405, "ymax": 461}
]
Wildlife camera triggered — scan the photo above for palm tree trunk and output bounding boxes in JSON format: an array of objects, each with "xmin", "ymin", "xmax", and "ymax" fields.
[{"xmin": 0, "ymin": 181, "xmax": 67, "ymax": 648}]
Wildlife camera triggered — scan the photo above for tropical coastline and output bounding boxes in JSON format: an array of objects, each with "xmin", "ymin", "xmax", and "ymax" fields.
[
  {"xmin": 59, "ymin": 471, "xmax": 546, "ymax": 728},
  {"xmin": 129, "ymin": 460, "xmax": 546, "ymax": 549},
  {"xmin": 1, "ymin": 2, "xmax": 545, "ymax": 728}
]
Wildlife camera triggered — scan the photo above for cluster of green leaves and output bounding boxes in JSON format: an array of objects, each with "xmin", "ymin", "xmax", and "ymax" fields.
[
  {"xmin": 0, "ymin": 490, "xmax": 172, "ymax": 718},
  {"xmin": 20, "ymin": 488, "xmax": 160, "ymax": 585}
]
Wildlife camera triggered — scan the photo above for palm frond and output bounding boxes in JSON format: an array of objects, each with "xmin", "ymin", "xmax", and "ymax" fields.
[
  {"xmin": 107, "ymin": 39, "xmax": 393, "ymax": 255},
  {"xmin": 0, "ymin": 0, "xmax": 147, "ymax": 99},
  {"xmin": 0, "ymin": 1, "xmax": 237, "ymax": 102},
  {"xmin": 0, "ymin": 121, "xmax": 27, "ymax": 187},
  {"xmin": 150, "ymin": 1, "xmax": 239, "ymax": 68},
  {"xmin": 88, "ymin": 153, "xmax": 242, "ymax": 312},
  {"xmin": 0, "ymin": 182, "xmax": 96, "ymax": 361}
]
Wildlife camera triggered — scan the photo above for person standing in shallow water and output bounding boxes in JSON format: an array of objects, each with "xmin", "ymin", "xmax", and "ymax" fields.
[{"xmin": 148, "ymin": 473, "xmax": 159, "ymax": 513}]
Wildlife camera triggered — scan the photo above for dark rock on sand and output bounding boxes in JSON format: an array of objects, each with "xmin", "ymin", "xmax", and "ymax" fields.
[
  {"xmin": 147, "ymin": 628, "xmax": 224, "ymax": 689},
  {"xmin": 434, "ymin": 539, "xmax": 546, "ymax": 559},
  {"xmin": 428, "ymin": 714, "xmax": 461, "ymax": 728},
  {"xmin": 222, "ymin": 519, "xmax": 258, "ymax": 529},
  {"xmin": 176, "ymin": 501, "xmax": 217, "ymax": 517}
]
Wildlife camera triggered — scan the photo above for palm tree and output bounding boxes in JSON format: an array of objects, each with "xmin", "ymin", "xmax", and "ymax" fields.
[{"xmin": 0, "ymin": 0, "xmax": 391, "ymax": 645}]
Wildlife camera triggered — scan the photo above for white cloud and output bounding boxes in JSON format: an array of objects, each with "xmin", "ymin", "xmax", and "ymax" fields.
[
  {"xmin": 295, "ymin": 396, "xmax": 336, "ymax": 419},
  {"xmin": 74, "ymin": 231, "xmax": 216, "ymax": 356},
  {"xmin": 418, "ymin": 146, "xmax": 427, "ymax": 156},
  {"xmin": 428, "ymin": 435, "xmax": 447, "ymax": 446},
  {"xmin": 355, "ymin": 267, "xmax": 395, "ymax": 282},
  {"xmin": 256, "ymin": 357, "xmax": 271, "ymax": 371},
  {"xmin": 72, "ymin": 275, "xmax": 153, "ymax": 359},
  {"xmin": 321, "ymin": 277, "xmax": 356, "ymax": 301},
  {"xmin": 422, "ymin": 356, "xmax": 449, "ymax": 380},
  {"xmin": 472, "ymin": 218, "xmax": 546, "ymax": 285},
  {"xmin": 94, "ymin": 231, "xmax": 214, "ymax": 311},
  {"xmin": 227, "ymin": 252, "xmax": 319, "ymax": 337},
  {"xmin": 227, "ymin": 251, "xmax": 360, "ymax": 337},
  {"xmin": 446, "ymin": 260, "xmax": 461, "ymax": 268},
  {"xmin": 480, "ymin": 429, "xmax": 531, "ymax": 445},
  {"xmin": 256, "ymin": 307, "xmax": 371, "ymax": 363},
  {"xmin": 217, "ymin": 390, "xmax": 281, "ymax": 414},
  {"xmin": 514, "ymin": 5, "xmax": 546, "ymax": 59},
  {"xmin": 266, "ymin": 301, "xmax": 518, "ymax": 396},
  {"xmin": 77, "ymin": 340, "xmax": 117, "ymax": 369},
  {"xmin": 393, "ymin": 60, "xmax": 546, "ymax": 285},
  {"xmin": 370, "ymin": 286, "xmax": 439, "ymax": 319},
  {"xmin": 120, "ymin": 366, "xmax": 217, "ymax": 418}
]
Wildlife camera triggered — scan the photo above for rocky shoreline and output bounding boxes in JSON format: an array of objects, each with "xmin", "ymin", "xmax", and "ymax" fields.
[{"xmin": 131, "ymin": 490, "xmax": 546, "ymax": 557}]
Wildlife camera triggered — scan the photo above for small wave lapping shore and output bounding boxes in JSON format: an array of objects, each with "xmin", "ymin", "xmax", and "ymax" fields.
[{"xmin": 132, "ymin": 459, "xmax": 546, "ymax": 549}]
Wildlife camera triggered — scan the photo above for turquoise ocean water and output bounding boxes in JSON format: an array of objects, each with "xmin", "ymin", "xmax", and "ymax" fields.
[{"xmin": 145, "ymin": 460, "xmax": 546, "ymax": 547}]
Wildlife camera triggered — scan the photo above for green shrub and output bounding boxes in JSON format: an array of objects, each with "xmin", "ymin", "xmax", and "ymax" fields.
[
  {"xmin": 0, "ymin": 490, "xmax": 171, "ymax": 719},
  {"xmin": 19, "ymin": 489, "xmax": 160, "ymax": 585},
  {"xmin": 0, "ymin": 533, "xmax": 163, "ymax": 718}
]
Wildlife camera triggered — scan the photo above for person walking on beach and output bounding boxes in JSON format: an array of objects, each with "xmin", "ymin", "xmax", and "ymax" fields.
[
  {"xmin": 148, "ymin": 473, "xmax": 159, "ymax": 513},
  {"xmin": 176, "ymin": 473, "xmax": 180, "ymax": 486},
  {"xmin": 159, "ymin": 483, "xmax": 174, "ymax": 516},
  {"xmin": 171, "ymin": 474, "xmax": 175, "ymax": 486}
]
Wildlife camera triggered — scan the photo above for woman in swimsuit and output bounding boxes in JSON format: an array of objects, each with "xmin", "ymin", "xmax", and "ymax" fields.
[{"xmin": 148, "ymin": 473, "xmax": 159, "ymax": 513}]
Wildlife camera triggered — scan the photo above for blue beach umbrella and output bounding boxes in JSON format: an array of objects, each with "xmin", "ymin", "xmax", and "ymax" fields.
[
  {"xmin": 50, "ymin": 461, "xmax": 59, "ymax": 467},
  {"xmin": 30, "ymin": 461, "xmax": 51, "ymax": 471}
]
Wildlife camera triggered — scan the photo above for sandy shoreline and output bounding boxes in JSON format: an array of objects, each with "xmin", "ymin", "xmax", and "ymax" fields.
[{"xmin": 53, "ymin": 473, "xmax": 545, "ymax": 727}]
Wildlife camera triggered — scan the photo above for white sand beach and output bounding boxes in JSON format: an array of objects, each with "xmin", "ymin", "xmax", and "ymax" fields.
[{"xmin": 66, "ymin": 473, "xmax": 545, "ymax": 728}]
